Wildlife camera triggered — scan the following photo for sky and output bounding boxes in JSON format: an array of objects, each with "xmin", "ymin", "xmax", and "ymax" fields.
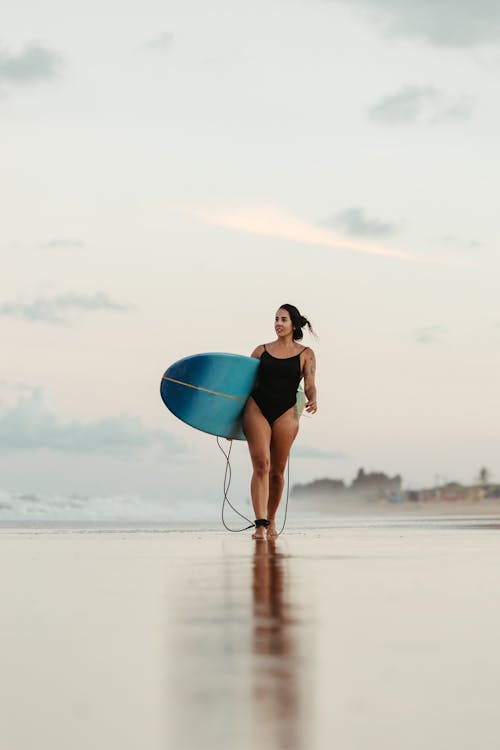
[{"xmin": 1, "ymin": 0, "xmax": 499, "ymax": 511}]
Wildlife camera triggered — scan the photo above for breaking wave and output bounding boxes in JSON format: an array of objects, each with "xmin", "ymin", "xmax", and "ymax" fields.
[{"xmin": 0, "ymin": 489, "xmax": 220, "ymax": 523}]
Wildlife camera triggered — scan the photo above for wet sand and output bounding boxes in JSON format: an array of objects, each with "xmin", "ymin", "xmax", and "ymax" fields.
[{"xmin": 1, "ymin": 520, "xmax": 500, "ymax": 749}]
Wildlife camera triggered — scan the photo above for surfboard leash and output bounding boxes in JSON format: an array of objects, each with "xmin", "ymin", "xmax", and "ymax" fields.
[
  {"xmin": 216, "ymin": 437, "xmax": 290, "ymax": 536},
  {"xmin": 217, "ymin": 437, "xmax": 254, "ymax": 532}
]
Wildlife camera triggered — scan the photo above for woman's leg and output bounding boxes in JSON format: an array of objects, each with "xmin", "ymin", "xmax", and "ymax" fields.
[
  {"xmin": 267, "ymin": 407, "xmax": 299, "ymax": 538},
  {"xmin": 242, "ymin": 397, "xmax": 272, "ymax": 539}
]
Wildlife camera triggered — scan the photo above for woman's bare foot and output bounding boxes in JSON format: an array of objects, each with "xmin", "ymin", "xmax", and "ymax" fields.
[
  {"xmin": 252, "ymin": 527, "xmax": 266, "ymax": 541},
  {"xmin": 252, "ymin": 519, "xmax": 269, "ymax": 540},
  {"xmin": 267, "ymin": 520, "xmax": 278, "ymax": 539}
]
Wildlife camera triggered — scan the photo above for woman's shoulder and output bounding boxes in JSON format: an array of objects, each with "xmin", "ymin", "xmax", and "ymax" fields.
[
  {"xmin": 300, "ymin": 345, "xmax": 316, "ymax": 367},
  {"xmin": 250, "ymin": 343, "xmax": 266, "ymax": 359},
  {"xmin": 300, "ymin": 344, "xmax": 315, "ymax": 357}
]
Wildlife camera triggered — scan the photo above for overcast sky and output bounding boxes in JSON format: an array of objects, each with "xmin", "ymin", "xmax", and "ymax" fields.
[{"xmin": 1, "ymin": 0, "xmax": 499, "ymax": 507}]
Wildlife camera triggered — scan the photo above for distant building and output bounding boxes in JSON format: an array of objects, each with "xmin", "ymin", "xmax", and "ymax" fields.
[
  {"xmin": 350, "ymin": 468, "xmax": 402, "ymax": 496},
  {"xmin": 292, "ymin": 478, "xmax": 346, "ymax": 498},
  {"xmin": 292, "ymin": 469, "xmax": 404, "ymax": 500}
]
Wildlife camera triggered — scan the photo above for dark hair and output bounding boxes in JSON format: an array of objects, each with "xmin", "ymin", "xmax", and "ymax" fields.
[{"xmin": 279, "ymin": 303, "xmax": 315, "ymax": 341}]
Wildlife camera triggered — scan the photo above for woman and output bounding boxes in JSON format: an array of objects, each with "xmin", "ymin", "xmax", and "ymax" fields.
[{"xmin": 242, "ymin": 304, "xmax": 317, "ymax": 540}]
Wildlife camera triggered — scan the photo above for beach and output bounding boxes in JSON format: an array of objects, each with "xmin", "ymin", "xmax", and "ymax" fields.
[{"xmin": 1, "ymin": 519, "xmax": 500, "ymax": 750}]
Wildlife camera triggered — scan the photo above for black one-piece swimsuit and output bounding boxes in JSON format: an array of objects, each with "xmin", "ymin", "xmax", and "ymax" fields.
[{"xmin": 251, "ymin": 344, "xmax": 307, "ymax": 426}]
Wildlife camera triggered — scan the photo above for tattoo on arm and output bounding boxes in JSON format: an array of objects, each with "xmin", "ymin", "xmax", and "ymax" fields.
[{"xmin": 304, "ymin": 353, "xmax": 316, "ymax": 378}]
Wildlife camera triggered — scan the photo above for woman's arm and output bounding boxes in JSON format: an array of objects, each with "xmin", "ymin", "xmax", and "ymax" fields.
[
  {"xmin": 250, "ymin": 344, "xmax": 265, "ymax": 359},
  {"xmin": 303, "ymin": 349, "xmax": 318, "ymax": 414}
]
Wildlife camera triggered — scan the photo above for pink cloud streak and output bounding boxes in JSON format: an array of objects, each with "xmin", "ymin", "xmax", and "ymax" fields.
[{"xmin": 195, "ymin": 206, "xmax": 443, "ymax": 264}]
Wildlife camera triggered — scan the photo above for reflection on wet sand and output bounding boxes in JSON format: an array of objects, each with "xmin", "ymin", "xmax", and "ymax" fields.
[
  {"xmin": 4, "ymin": 524, "xmax": 500, "ymax": 750},
  {"xmin": 252, "ymin": 540, "xmax": 305, "ymax": 750},
  {"xmin": 168, "ymin": 538, "xmax": 311, "ymax": 750}
]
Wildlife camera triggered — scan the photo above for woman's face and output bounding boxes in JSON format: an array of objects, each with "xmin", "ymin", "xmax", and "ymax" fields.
[{"xmin": 275, "ymin": 308, "xmax": 293, "ymax": 338}]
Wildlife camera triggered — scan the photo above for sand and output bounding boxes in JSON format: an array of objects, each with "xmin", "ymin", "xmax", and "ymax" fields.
[{"xmin": 1, "ymin": 519, "xmax": 500, "ymax": 750}]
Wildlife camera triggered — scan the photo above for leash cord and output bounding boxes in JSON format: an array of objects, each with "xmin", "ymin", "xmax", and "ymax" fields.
[
  {"xmin": 217, "ymin": 437, "xmax": 290, "ymax": 536},
  {"xmin": 217, "ymin": 437, "xmax": 254, "ymax": 531},
  {"xmin": 278, "ymin": 457, "xmax": 290, "ymax": 536}
]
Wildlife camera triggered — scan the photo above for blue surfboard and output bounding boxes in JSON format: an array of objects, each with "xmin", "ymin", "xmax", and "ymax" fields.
[
  {"xmin": 160, "ymin": 352, "xmax": 307, "ymax": 440},
  {"xmin": 160, "ymin": 353, "xmax": 259, "ymax": 440}
]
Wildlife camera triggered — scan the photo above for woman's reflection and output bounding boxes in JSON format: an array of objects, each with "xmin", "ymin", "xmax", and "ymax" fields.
[{"xmin": 252, "ymin": 540, "xmax": 303, "ymax": 750}]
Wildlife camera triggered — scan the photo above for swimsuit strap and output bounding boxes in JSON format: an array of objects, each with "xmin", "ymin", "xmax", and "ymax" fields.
[{"xmin": 263, "ymin": 344, "xmax": 308, "ymax": 355}]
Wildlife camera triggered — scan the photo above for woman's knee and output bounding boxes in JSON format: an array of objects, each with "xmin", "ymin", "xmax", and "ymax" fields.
[
  {"xmin": 269, "ymin": 468, "xmax": 284, "ymax": 485},
  {"xmin": 252, "ymin": 454, "xmax": 270, "ymax": 475}
]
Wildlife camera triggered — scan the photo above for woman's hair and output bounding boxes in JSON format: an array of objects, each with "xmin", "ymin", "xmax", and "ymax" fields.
[{"xmin": 279, "ymin": 303, "xmax": 315, "ymax": 341}]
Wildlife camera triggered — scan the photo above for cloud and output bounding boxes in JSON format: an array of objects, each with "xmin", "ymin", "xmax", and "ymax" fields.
[
  {"xmin": 292, "ymin": 445, "xmax": 349, "ymax": 460},
  {"xmin": 194, "ymin": 205, "xmax": 445, "ymax": 264},
  {"xmin": 327, "ymin": 207, "xmax": 398, "ymax": 237},
  {"xmin": 0, "ymin": 389, "xmax": 185, "ymax": 456},
  {"xmin": 0, "ymin": 382, "xmax": 33, "ymax": 393},
  {"xmin": 414, "ymin": 325, "xmax": 446, "ymax": 343},
  {"xmin": 0, "ymin": 42, "xmax": 63, "ymax": 87},
  {"xmin": 368, "ymin": 86, "xmax": 475, "ymax": 125},
  {"xmin": 142, "ymin": 33, "xmax": 174, "ymax": 52},
  {"xmin": 441, "ymin": 236, "xmax": 482, "ymax": 252},
  {"xmin": 39, "ymin": 238, "xmax": 85, "ymax": 251},
  {"xmin": 0, "ymin": 292, "xmax": 131, "ymax": 324},
  {"xmin": 334, "ymin": 0, "xmax": 500, "ymax": 48}
]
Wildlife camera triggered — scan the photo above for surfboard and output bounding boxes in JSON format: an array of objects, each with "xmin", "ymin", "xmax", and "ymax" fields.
[
  {"xmin": 160, "ymin": 353, "xmax": 259, "ymax": 440},
  {"xmin": 160, "ymin": 352, "xmax": 306, "ymax": 440}
]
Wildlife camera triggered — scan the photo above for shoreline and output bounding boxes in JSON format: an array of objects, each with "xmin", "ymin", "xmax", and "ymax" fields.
[{"xmin": 2, "ymin": 511, "xmax": 500, "ymax": 536}]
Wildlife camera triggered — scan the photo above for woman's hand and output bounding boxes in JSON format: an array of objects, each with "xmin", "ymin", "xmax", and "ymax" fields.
[{"xmin": 305, "ymin": 399, "xmax": 317, "ymax": 414}]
